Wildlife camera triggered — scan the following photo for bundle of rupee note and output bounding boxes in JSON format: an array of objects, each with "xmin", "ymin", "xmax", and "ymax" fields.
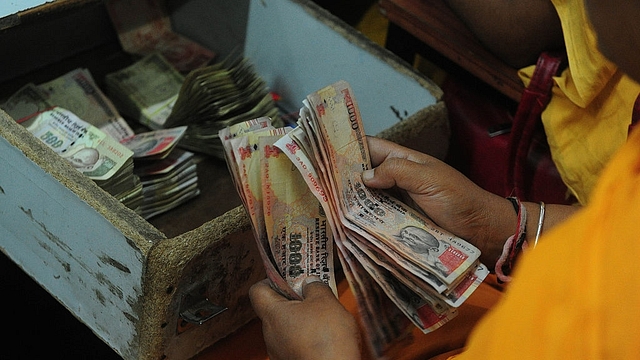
[{"xmin": 220, "ymin": 80, "xmax": 489, "ymax": 358}]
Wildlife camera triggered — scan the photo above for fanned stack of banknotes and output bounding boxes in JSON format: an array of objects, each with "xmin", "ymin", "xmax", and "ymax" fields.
[
  {"xmin": 220, "ymin": 80, "xmax": 489, "ymax": 358},
  {"xmin": 133, "ymin": 148, "xmax": 200, "ymax": 219},
  {"xmin": 164, "ymin": 55, "xmax": 282, "ymax": 158},
  {"xmin": 1, "ymin": 69, "xmax": 144, "ymax": 210},
  {"xmin": 0, "ymin": 66, "xmax": 198, "ymax": 217},
  {"xmin": 120, "ymin": 126, "xmax": 200, "ymax": 219},
  {"xmin": 105, "ymin": 53, "xmax": 282, "ymax": 160},
  {"xmin": 1, "ymin": 50, "xmax": 282, "ymax": 218},
  {"xmin": 105, "ymin": 53, "xmax": 185, "ymax": 131}
]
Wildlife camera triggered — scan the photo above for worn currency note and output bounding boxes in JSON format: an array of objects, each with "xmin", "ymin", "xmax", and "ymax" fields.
[
  {"xmin": 139, "ymin": 180, "xmax": 201, "ymax": 220},
  {"xmin": 277, "ymin": 126, "xmax": 472, "ymax": 334},
  {"xmin": 166, "ymin": 57, "xmax": 269, "ymax": 127},
  {"xmin": 220, "ymin": 117, "xmax": 277, "ymax": 210},
  {"xmin": 25, "ymin": 107, "xmax": 133, "ymax": 181},
  {"xmin": 349, "ymin": 229, "xmax": 488, "ymax": 307},
  {"xmin": 120, "ymin": 126, "xmax": 187, "ymax": 159},
  {"xmin": 260, "ymin": 135, "xmax": 336, "ymax": 296},
  {"xmin": 166, "ymin": 58, "xmax": 281, "ymax": 158},
  {"xmin": 274, "ymin": 129, "xmax": 344, "ymax": 256},
  {"xmin": 1, "ymin": 83, "xmax": 52, "ymax": 123},
  {"xmin": 105, "ymin": 53, "xmax": 184, "ymax": 129},
  {"xmin": 305, "ymin": 81, "xmax": 481, "ymax": 285},
  {"xmin": 275, "ymin": 128, "xmax": 457, "ymax": 336},
  {"xmin": 38, "ymin": 68, "xmax": 134, "ymax": 141},
  {"xmin": 219, "ymin": 117, "xmax": 273, "ymax": 169},
  {"xmin": 223, "ymin": 126, "xmax": 300, "ymax": 300},
  {"xmin": 134, "ymin": 148, "xmax": 194, "ymax": 177},
  {"xmin": 335, "ymin": 237, "xmax": 414, "ymax": 358},
  {"xmin": 342, "ymin": 234, "xmax": 458, "ymax": 332},
  {"xmin": 105, "ymin": 0, "xmax": 215, "ymax": 72},
  {"xmin": 140, "ymin": 163, "xmax": 197, "ymax": 193}
]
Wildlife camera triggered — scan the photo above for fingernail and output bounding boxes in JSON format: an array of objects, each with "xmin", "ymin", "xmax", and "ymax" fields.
[
  {"xmin": 303, "ymin": 275, "xmax": 323, "ymax": 286},
  {"xmin": 362, "ymin": 169, "xmax": 374, "ymax": 182}
]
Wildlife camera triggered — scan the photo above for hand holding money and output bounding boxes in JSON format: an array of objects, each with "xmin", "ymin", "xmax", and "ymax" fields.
[
  {"xmin": 362, "ymin": 136, "xmax": 513, "ymax": 267},
  {"xmin": 224, "ymin": 81, "xmax": 487, "ymax": 358},
  {"xmin": 249, "ymin": 277, "xmax": 361, "ymax": 360}
]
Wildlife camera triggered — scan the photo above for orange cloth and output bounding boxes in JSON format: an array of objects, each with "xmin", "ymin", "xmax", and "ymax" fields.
[{"xmin": 453, "ymin": 128, "xmax": 640, "ymax": 358}]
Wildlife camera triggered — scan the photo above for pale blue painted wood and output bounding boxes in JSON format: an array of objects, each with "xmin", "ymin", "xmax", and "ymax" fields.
[
  {"xmin": 171, "ymin": 0, "xmax": 439, "ymax": 136},
  {"xmin": 244, "ymin": 0, "xmax": 438, "ymax": 135},
  {"xmin": 0, "ymin": 135, "xmax": 144, "ymax": 358},
  {"xmin": 0, "ymin": 0, "xmax": 50, "ymax": 18}
]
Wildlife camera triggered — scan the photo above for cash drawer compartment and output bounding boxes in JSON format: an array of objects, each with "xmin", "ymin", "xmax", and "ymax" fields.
[{"xmin": 0, "ymin": 0, "xmax": 448, "ymax": 359}]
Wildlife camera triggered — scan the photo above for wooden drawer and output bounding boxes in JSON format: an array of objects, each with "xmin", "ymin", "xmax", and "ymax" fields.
[{"xmin": 0, "ymin": 0, "xmax": 448, "ymax": 359}]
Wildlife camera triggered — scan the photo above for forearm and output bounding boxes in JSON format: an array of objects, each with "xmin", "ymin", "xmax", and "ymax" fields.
[
  {"xmin": 476, "ymin": 196, "xmax": 579, "ymax": 268},
  {"xmin": 442, "ymin": 0, "xmax": 564, "ymax": 68},
  {"xmin": 521, "ymin": 201, "xmax": 580, "ymax": 248}
]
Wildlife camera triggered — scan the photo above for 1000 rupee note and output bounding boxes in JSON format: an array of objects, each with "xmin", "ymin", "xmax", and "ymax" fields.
[
  {"xmin": 276, "ymin": 128, "xmax": 471, "ymax": 332},
  {"xmin": 279, "ymin": 81, "xmax": 489, "ymax": 354},
  {"xmin": 105, "ymin": 0, "xmax": 215, "ymax": 72},
  {"xmin": 120, "ymin": 126, "xmax": 187, "ymax": 159},
  {"xmin": 342, "ymin": 234, "xmax": 458, "ymax": 332},
  {"xmin": 220, "ymin": 118, "xmax": 275, "ymax": 218},
  {"xmin": 348, "ymin": 228, "xmax": 488, "ymax": 308},
  {"xmin": 305, "ymin": 81, "xmax": 481, "ymax": 285},
  {"xmin": 275, "ymin": 129, "xmax": 422, "ymax": 356},
  {"xmin": 223, "ymin": 126, "xmax": 300, "ymax": 300},
  {"xmin": 260, "ymin": 135, "xmax": 336, "ymax": 296},
  {"xmin": 219, "ymin": 117, "xmax": 273, "ymax": 172},
  {"xmin": 335, "ymin": 238, "xmax": 414, "ymax": 359}
]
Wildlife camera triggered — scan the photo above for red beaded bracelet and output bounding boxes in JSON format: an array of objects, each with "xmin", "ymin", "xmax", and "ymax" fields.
[{"xmin": 495, "ymin": 197, "xmax": 527, "ymax": 283}]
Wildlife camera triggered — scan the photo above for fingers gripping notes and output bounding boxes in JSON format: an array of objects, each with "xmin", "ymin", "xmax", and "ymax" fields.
[{"xmin": 221, "ymin": 80, "xmax": 488, "ymax": 358}]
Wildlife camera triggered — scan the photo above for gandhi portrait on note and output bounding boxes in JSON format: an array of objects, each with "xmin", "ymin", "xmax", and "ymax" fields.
[{"xmin": 396, "ymin": 225, "xmax": 450, "ymax": 277}]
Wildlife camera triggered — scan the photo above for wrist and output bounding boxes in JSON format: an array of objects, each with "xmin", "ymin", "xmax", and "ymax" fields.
[
  {"xmin": 522, "ymin": 201, "xmax": 545, "ymax": 249},
  {"xmin": 492, "ymin": 200, "xmax": 578, "ymax": 282},
  {"xmin": 475, "ymin": 195, "xmax": 519, "ymax": 267}
]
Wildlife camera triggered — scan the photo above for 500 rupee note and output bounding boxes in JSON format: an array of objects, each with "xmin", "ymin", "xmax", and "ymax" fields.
[{"xmin": 25, "ymin": 107, "xmax": 133, "ymax": 181}]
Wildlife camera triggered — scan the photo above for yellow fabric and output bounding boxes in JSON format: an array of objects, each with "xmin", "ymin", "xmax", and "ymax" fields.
[
  {"xmin": 454, "ymin": 127, "xmax": 640, "ymax": 359},
  {"xmin": 518, "ymin": 0, "xmax": 640, "ymax": 205}
]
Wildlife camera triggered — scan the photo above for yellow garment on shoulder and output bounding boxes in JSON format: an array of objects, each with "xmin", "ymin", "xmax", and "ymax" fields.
[
  {"xmin": 518, "ymin": 0, "xmax": 640, "ymax": 205},
  {"xmin": 453, "ymin": 127, "xmax": 640, "ymax": 359}
]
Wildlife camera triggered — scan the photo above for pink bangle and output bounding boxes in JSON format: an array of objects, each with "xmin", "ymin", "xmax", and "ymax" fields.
[{"xmin": 495, "ymin": 197, "xmax": 527, "ymax": 283}]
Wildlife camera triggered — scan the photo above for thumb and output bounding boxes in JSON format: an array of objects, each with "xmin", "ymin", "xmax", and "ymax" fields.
[
  {"xmin": 249, "ymin": 278, "xmax": 289, "ymax": 318},
  {"xmin": 301, "ymin": 276, "xmax": 334, "ymax": 300}
]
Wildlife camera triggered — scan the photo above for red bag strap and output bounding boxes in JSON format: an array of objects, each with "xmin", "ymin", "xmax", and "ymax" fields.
[
  {"xmin": 506, "ymin": 51, "xmax": 566, "ymax": 200},
  {"xmin": 630, "ymin": 93, "xmax": 640, "ymax": 134}
]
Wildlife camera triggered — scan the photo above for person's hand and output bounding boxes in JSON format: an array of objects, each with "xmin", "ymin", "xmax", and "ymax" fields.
[
  {"xmin": 363, "ymin": 136, "xmax": 517, "ymax": 265},
  {"xmin": 249, "ymin": 277, "xmax": 361, "ymax": 360}
]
